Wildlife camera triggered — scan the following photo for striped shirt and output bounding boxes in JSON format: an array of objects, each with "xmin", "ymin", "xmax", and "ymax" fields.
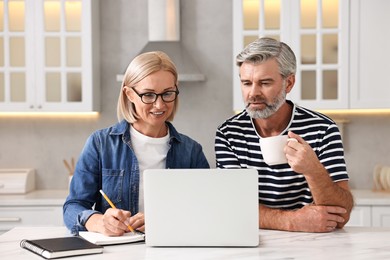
[{"xmin": 215, "ymin": 100, "xmax": 349, "ymax": 210}]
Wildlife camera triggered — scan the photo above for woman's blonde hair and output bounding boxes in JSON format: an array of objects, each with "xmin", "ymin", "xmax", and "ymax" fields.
[{"xmin": 117, "ymin": 51, "xmax": 179, "ymax": 123}]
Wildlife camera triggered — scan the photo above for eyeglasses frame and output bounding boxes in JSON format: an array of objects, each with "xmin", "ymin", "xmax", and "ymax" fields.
[{"xmin": 130, "ymin": 85, "xmax": 179, "ymax": 104}]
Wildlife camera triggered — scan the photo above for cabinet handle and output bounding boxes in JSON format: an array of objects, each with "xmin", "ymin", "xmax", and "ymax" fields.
[{"xmin": 0, "ymin": 217, "xmax": 21, "ymax": 222}]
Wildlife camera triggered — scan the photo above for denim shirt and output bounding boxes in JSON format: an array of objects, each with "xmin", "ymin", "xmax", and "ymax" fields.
[{"xmin": 63, "ymin": 120, "xmax": 210, "ymax": 234}]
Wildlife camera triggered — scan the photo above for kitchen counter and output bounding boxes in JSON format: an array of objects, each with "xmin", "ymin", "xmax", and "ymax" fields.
[
  {"xmin": 1, "ymin": 226, "xmax": 390, "ymax": 259},
  {"xmin": 352, "ymin": 189, "xmax": 390, "ymax": 205},
  {"xmin": 349, "ymin": 189, "xmax": 390, "ymax": 227},
  {"xmin": 0, "ymin": 190, "xmax": 68, "ymax": 206},
  {"xmin": 0, "ymin": 190, "xmax": 68, "ymax": 233}
]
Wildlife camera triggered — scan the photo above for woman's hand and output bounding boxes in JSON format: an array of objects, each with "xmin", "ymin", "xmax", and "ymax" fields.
[
  {"xmin": 86, "ymin": 208, "xmax": 132, "ymax": 236},
  {"xmin": 128, "ymin": 212, "xmax": 145, "ymax": 232}
]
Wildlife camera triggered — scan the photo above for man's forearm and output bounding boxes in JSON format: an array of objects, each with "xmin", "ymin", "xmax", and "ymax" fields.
[
  {"xmin": 259, "ymin": 203, "xmax": 348, "ymax": 232},
  {"xmin": 305, "ymin": 167, "xmax": 354, "ymax": 209},
  {"xmin": 259, "ymin": 205, "xmax": 294, "ymax": 231},
  {"xmin": 305, "ymin": 166, "xmax": 354, "ymax": 227}
]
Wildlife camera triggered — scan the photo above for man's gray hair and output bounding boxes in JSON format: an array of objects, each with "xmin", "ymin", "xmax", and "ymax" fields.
[{"xmin": 236, "ymin": 37, "xmax": 296, "ymax": 78}]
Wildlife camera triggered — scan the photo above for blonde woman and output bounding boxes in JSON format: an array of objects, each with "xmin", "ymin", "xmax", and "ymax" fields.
[{"xmin": 64, "ymin": 51, "xmax": 209, "ymax": 236}]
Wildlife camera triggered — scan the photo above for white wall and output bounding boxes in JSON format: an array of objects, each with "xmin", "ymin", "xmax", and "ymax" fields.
[
  {"xmin": 334, "ymin": 115, "xmax": 390, "ymax": 189},
  {"xmin": 0, "ymin": 0, "xmax": 389, "ymax": 190}
]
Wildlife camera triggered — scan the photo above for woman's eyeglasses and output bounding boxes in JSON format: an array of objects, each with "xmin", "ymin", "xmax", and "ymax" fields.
[{"xmin": 131, "ymin": 86, "xmax": 179, "ymax": 104}]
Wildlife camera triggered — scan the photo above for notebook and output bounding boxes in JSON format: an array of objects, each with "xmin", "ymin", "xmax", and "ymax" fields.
[
  {"xmin": 79, "ymin": 231, "xmax": 145, "ymax": 245},
  {"xmin": 143, "ymin": 168, "xmax": 259, "ymax": 247},
  {"xmin": 20, "ymin": 236, "xmax": 103, "ymax": 259}
]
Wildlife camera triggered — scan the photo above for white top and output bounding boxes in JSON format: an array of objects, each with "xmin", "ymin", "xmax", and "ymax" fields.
[{"xmin": 130, "ymin": 126, "xmax": 170, "ymax": 213}]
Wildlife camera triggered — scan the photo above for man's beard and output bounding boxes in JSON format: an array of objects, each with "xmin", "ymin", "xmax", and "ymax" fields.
[{"xmin": 245, "ymin": 87, "xmax": 286, "ymax": 119}]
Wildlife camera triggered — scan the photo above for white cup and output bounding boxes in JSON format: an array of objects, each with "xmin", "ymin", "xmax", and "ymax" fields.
[{"xmin": 259, "ymin": 135, "xmax": 297, "ymax": 166}]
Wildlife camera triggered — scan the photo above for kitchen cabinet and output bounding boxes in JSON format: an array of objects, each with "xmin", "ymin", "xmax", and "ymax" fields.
[
  {"xmin": 349, "ymin": 0, "xmax": 390, "ymax": 109},
  {"xmin": 0, "ymin": 206, "xmax": 63, "ymax": 233},
  {"xmin": 233, "ymin": 0, "xmax": 390, "ymax": 111},
  {"xmin": 233, "ymin": 0, "xmax": 349, "ymax": 112},
  {"xmin": 0, "ymin": 0, "xmax": 100, "ymax": 112},
  {"xmin": 0, "ymin": 190, "xmax": 68, "ymax": 233},
  {"xmin": 347, "ymin": 206, "xmax": 371, "ymax": 227},
  {"xmin": 348, "ymin": 206, "xmax": 390, "ymax": 227},
  {"xmin": 372, "ymin": 206, "xmax": 390, "ymax": 227},
  {"xmin": 346, "ymin": 190, "xmax": 390, "ymax": 227}
]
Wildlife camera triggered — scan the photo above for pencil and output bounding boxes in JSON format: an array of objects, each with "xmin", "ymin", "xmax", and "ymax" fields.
[
  {"xmin": 63, "ymin": 159, "xmax": 73, "ymax": 175},
  {"xmin": 99, "ymin": 189, "xmax": 135, "ymax": 233}
]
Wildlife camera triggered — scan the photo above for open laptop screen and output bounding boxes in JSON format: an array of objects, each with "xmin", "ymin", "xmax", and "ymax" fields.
[{"xmin": 143, "ymin": 168, "xmax": 259, "ymax": 247}]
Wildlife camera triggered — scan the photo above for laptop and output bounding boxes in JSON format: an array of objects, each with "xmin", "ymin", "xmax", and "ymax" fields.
[{"xmin": 143, "ymin": 168, "xmax": 259, "ymax": 247}]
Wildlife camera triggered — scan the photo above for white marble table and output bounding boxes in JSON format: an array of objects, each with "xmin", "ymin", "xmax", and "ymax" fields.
[{"xmin": 0, "ymin": 226, "xmax": 389, "ymax": 259}]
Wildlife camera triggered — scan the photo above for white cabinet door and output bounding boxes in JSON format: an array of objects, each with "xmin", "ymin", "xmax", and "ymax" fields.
[
  {"xmin": 0, "ymin": 206, "xmax": 63, "ymax": 232},
  {"xmin": 347, "ymin": 206, "xmax": 371, "ymax": 227},
  {"xmin": 350, "ymin": 0, "xmax": 390, "ymax": 109},
  {"xmin": 348, "ymin": 206, "xmax": 390, "ymax": 227},
  {"xmin": 0, "ymin": 0, "xmax": 100, "ymax": 112},
  {"xmin": 372, "ymin": 206, "xmax": 390, "ymax": 227}
]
